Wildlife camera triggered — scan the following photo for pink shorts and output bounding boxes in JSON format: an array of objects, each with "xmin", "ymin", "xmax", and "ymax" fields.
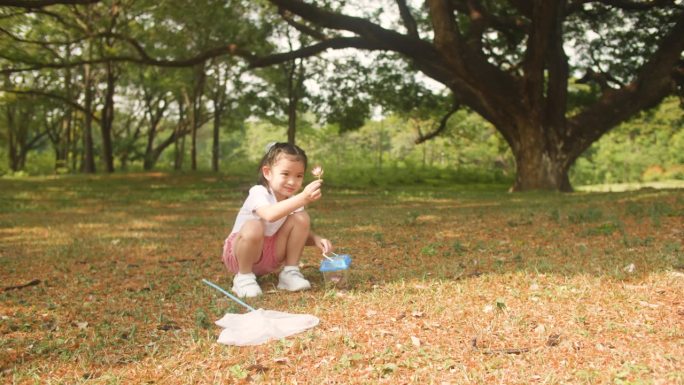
[{"xmin": 222, "ymin": 232, "xmax": 280, "ymax": 276}]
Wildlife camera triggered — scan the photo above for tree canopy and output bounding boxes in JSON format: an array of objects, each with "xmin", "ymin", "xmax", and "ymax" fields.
[
  {"xmin": 0, "ymin": 0, "xmax": 682, "ymax": 191},
  {"xmin": 254, "ymin": 0, "xmax": 683, "ymax": 191}
]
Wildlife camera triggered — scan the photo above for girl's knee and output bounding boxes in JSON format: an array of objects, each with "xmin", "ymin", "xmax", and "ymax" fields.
[
  {"xmin": 290, "ymin": 211, "xmax": 310, "ymax": 229},
  {"xmin": 240, "ymin": 220, "xmax": 265, "ymax": 243}
]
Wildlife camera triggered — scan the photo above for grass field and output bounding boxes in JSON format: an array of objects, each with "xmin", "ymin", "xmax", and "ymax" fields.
[{"xmin": 1, "ymin": 173, "xmax": 683, "ymax": 384}]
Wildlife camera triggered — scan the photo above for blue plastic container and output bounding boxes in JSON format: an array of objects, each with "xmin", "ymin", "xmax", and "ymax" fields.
[{"xmin": 319, "ymin": 254, "xmax": 352, "ymax": 288}]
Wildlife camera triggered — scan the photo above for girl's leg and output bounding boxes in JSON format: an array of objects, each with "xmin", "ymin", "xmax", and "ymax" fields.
[
  {"xmin": 232, "ymin": 220, "xmax": 265, "ymax": 274},
  {"xmin": 274, "ymin": 211, "xmax": 310, "ymax": 266},
  {"xmin": 275, "ymin": 212, "xmax": 312, "ymax": 291}
]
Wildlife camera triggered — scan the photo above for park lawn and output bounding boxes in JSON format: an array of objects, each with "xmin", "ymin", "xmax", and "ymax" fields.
[{"xmin": 0, "ymin": 173, "xmax": 682, "ymax": 384}]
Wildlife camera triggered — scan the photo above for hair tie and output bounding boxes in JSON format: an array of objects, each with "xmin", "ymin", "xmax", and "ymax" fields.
[{"xmin": 264, "ymin": 141, "xmax": 277, "ymax": 154}]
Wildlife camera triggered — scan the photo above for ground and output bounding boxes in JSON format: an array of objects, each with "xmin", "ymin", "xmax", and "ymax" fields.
[{"xmin": 1, "ymin": 173, "xmax": 682, "ymax": 384}]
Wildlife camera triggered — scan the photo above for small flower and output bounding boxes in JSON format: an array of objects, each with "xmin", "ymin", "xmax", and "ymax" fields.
[{"xmin": 312, "ymin": 165, "xmax": 324, "ymax": 179}]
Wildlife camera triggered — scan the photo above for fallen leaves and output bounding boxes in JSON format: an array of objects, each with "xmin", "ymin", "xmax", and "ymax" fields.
[
  {"xmin": 546, "ymin": 334, "xmax": 561, "ymax": 347},
  {"xmin": 471, "ymin": 336, "xmax": 530, "ymax": 355},
  {"xmin": 1, "ymin": 175, "xmax": 683, "ymax": 384},
  {"xmin": 624, "ymin": 263, "xmax": 637, "ymax": 273},
  {"xmin": 410, "ymin": 336, "xmax": 421, "ymax": 347}
]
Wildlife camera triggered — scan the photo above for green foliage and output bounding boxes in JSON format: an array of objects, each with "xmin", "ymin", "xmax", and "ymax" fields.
[
  {"xmin": 565, "ymin": 3, "xmax": 680, "ymax": 85},
  {"xmin": 568, "ymin": 206, "xmax": 604, "ymax": 224},
  {"xmin": 232, "ymin": 112, "xmax": 512, "ymax": 187},
  {"xmin": 367, "ymin": 53, "xmax": 451, "ymax": 120},
  {"xmin": 571, "ymin": 97, "xmax": 684, "ymax": 185},
  {"xmin": 311, "ymin": 56, "xmax": 374, "ymax": 132}
]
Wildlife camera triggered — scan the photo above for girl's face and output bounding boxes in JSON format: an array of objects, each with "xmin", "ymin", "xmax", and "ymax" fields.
[{"xmin": 263, "ymin": 154, "xmax": 306, "ymax": 201}]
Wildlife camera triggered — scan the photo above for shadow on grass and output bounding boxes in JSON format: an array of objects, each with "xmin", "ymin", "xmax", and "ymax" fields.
[{"xmin": 2, "ymin": 173, "xmax": 681, "ymax": 290}]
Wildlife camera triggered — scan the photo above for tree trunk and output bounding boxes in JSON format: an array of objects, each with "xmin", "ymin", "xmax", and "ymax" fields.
[
  {"xmin": 100, "ymin": 61, "xmax": 116, "ymax": 173},
  {"xmin": 190, "ymin": 107, "xmax": 197, "ymax": 171},
  {"xmin": 287, "ymin": 96, "xmax": 297, "ymax": 145},
  {"xmin": 210, "ymin": 68, "xmax": 226, "ymax": 173},
  {"xmin": 507, "ymin": 119, "xmax": 574, "ymax": 192},
  {"xmin": 143, "ymin": 127, "xmax": 157, "ymax": 171},
  {"xmin": 174, "ymin": 96, "xmax": 187, "ymax": 171},
  {"xmin": 143, "ymin": 124, "xmax": 157, "ymax": 170},
  {"xmin": 140, "ymin": 94, "xmax": 187, "ymax": 171},
  {"xmin": 45, "ymin": 111, "xmax": 67, "ymax": 173},
  {"xmin": 82, "ymin": 63, "xmax": 96, "ymax": 173},
  {"xmin": 58, "ymin": 49, "xmax": 74, "ymax": 173},
  {"xmin": 212, "ymin": 106, "xmax": 222, "ymax": 172},
  {"xmin": 175, "ymin": 132, "xmax": 185, "ymax": 170},
  {"xmin": 6, "ymin": 101, "xmax": 47, "ymax": 172},
  {"xmin": 511, "ymin": 145, "xmax": 572, "ymax": 192},
  {"xmin": 142, "ymin": 90, "xmax": 169, "ymax": 170},
  {"xmin": 6, "ymin": 106, "xmax": 18, "ymax": 172},
  {"xmin": 190, "ymin": 63, "xmax": 206, "ymax": 171},
  {"xmin": 142, "ymin": 108, "xmax": 159, "ymax": 171},
  {"xmin": 284, "ymin": 57, "xmax": 306, "ymax": 145},
  {"xmin": 60, "ymin": 106, "xmax": 74, "ymax": 173}
]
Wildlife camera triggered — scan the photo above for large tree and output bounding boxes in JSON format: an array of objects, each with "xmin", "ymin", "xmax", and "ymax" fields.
[
  {"xmin": 252, "ymin": 0, "xmax": 684, "ymax": 191},
  {"xmin": 2, "ymin": 0, "xmax": 681, "ymax": 185}
]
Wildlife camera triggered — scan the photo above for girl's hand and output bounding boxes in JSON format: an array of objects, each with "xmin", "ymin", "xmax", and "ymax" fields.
[
  {"xmin": 300, "ymin": 179, "xmax": 323, "ymax": 203},
  {"xmin": 315, "ymin": 236, "xmax": 333, "ymax": 254}
]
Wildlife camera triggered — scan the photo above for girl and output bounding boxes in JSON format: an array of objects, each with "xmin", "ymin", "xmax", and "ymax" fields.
[{"xmin": 222, "ymin": 142, "xmax": 333, "ymax": 298}]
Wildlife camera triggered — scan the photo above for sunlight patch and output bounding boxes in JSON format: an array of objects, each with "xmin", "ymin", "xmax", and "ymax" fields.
[
  {"xmin": 0, "ymin": 226, "xmax": 56, "ymax": 240},
  {"xmin": 350, "ymin": 224, "xmax": 381, "ymax": 233},
  {"xmin": 416, "ymin": 215, "xmax": 439, "ymax": 223}
]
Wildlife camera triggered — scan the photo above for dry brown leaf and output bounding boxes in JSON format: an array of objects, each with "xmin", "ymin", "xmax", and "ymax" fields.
[{"xmin": 411, "ymin": 336, "xmax": 421, "ymax": 347}]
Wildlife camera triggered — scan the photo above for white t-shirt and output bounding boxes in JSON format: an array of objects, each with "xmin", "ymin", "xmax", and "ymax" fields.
[{"xmin": 230, "ymin": 185, "xmax": 304, "ymax": 236}]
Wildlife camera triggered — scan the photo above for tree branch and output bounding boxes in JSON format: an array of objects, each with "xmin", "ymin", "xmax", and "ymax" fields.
[
  {"xmin": 414, "ymin": 103, "xmax": 460, "ymax": 144},
  {"xmin": 278, "ymin": 7, "xmax": 327, "ymax": 41},
  {"xmin": 568, "ymin": 14, "xmax": 684, "ymax": 161},
  {"xmin": 2, "ymin": 89, "xmax": 100, "ymax": 123},
  {"xmin": 0, "ymin": 26, "xmax": 383, "ymax": 75},
  {"xmin": 426, "ymin": 0, "xmax": 464, "ymax": 54},
  {"xmin": 567, "ymin": 0, "xmax": 681, "ymax": 14},
  {"xmin": 0, "ymin": 42, "xmax": 248, "ymax": 74},
  {"xmin": 0, "ymin": 9, "xmax": 32, "ymax": 20},
  {"xmin": 509, "ymin": 0, "xmax": 533, "ymax": 17},
  {"xmin": 23, "ymin": 7, "xmax": 85, "ymax": 31},
  {"xmin": 249, "ymin": 37, "xmax": 383, "ymax": 68},
  {"xmin": 594, "ymin": 0, "xmax": 678, "ymax": 11},
  {"xmin": 0, "ymin": 0, "xmax": 100, "ymax": 7},
  {"xmin": 268, "ymin": 0, "xmax": 435, "ymax": 57},
  {"xmin": 0, "ymin": 25, "xmax": 93, "ymax": 56},
  {"xmin": 396, "ymin": 0, "xmax": 419, "ymax": 38},
  {"xmin": 267, "ymin": 0, "xmax": 521, "ymax": 135}
]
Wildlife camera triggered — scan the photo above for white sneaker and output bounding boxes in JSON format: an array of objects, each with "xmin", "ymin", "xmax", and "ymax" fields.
[
  {"xmin": 277, "ymin": 267, "xmax": 311, "ymax": 292},
  {"xmin": 232, "ymin": 273, "xmax": 262, "ymax": 298}
]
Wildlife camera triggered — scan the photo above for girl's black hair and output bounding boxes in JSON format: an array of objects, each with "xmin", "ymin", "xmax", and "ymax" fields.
[{"xmin": 257, "ymin": 142, "xmax": 308, "ymax": 186}]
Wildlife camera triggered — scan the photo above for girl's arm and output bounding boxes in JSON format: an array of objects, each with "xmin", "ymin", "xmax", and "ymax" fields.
[
  {"xmin": 307, "ymin": 231, "xmax": 333, "ymax": 254},
  {"xmin": 255, "ymin": 180, "xmax": 323, "ymax": 223}
]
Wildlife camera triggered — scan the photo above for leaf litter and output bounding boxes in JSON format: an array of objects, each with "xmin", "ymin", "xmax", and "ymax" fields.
[{"xmin": 0, "ymin": 174, "xmax": 682, "ymax": 384}]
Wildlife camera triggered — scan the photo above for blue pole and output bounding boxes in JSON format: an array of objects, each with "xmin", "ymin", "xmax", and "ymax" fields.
[{"xmin": 202, "ymin": 279, "xmax": 256, "ymax": 312}]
